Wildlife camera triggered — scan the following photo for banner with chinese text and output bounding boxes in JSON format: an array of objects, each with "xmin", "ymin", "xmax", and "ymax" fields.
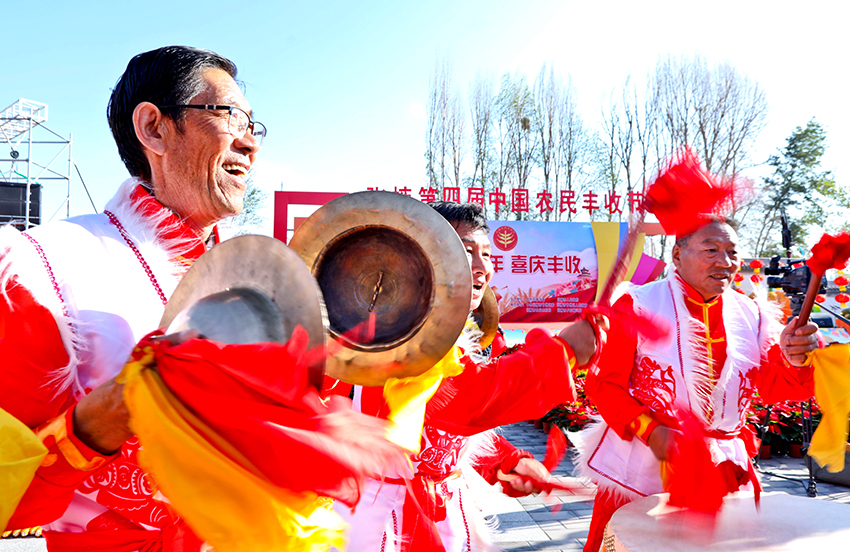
[{"xmin": 489, "ymin": 221, "xmax": 665, "ymax": 326}]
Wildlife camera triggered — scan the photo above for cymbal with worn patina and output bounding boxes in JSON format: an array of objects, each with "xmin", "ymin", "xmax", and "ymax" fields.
[
  {"xmin": 289, "ymin": 191, "xmax": 472, "ymax": 386},
  {"xmin": 160, "ymin": 234, "xmax": 328, "ymax": 389},
  {"xmin": 472, "ymin": 285, "xmax": 499, "ymax": 350}
]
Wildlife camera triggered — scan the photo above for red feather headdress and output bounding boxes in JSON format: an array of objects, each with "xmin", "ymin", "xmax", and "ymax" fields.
[{"xmin": 642, "ymin": 148, "xmax": 736, "ymax": 239}]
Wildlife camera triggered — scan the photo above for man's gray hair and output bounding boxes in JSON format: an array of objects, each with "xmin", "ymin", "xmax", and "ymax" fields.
[{"xmin": 675, "ymin": 215, "xmax": 739, "ymax": 248}]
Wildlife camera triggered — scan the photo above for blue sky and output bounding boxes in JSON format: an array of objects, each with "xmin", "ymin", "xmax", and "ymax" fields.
[{"xmin": 3, "ymin": 0, "xmax": 846, "ymax": 236}]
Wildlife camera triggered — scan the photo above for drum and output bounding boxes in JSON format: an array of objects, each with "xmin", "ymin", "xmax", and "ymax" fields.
[{"xmin": 603, "ymin": 492, "xmax": 850, "ymax": 552}]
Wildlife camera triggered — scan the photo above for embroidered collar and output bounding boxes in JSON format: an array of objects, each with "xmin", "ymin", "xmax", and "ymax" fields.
[
  {"xmin": 129, "ymin": 185, "xmax": 217, "ymax": 264},
  {"xmin": 675, "ymin": 272, "xmax": 722, "ymax": 308}
]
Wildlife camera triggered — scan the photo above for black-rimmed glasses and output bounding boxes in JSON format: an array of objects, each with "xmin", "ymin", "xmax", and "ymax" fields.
[{"xmin": 158, "ymin": 104, "xmax": 267, "ymax": 145}]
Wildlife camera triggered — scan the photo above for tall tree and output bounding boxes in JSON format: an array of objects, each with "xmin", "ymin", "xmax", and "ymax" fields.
[
  {"xmin": 632, "ymin": 77, "xmax": 659, "ymax": 194},
  {"xmin": 426, "ymin": 59, "xmax": 464, "ymax": 194},
  {"xmin": 597, "ymin": 97, "xmax": 622, "ymax": 222},
  {"xmin": 493, "ymin": 104, "xmax": 514, "ymax": 220},
  {"xmin": 556, "ymin": 76, "xmax": 588, "ymax": 222},
  {"xmin": 446, "ymin": 91, "xmax": 466, "ymax": 191},
  {"xmin": 469, "ymin": 72, "xmax": 496, "ymax": 215},
  {"xmin": 752, "ymin": 120, "xmax": 844, "ymax": 255},
  {"xmin": 534, "ymin": 64, "xmax": 561, "ymax": 221},
  {"xmin": 645, "ymin": 55, "xmax": 767, "ymax": 257},
  {"xmin": 652, "ymin": 54, "xmax": 768, "ymax": 179},
  {"xmin": 496, "ymin": 72, "xmax": 538, "ymax": 220}
]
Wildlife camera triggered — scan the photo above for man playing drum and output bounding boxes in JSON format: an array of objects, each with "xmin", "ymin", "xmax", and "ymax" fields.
[{"xmin": 577, "ymin": 216, "xmax": 820, "ymax": 552}]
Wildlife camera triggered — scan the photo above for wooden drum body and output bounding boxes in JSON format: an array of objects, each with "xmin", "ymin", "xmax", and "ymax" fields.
[{"xmin": 603, "ymin": 492, "xmax": 850, "ymax": 552}]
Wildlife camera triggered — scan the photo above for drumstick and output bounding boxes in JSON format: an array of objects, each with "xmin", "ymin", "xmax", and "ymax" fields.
[
  {"xmin": 495, "ymin": 470, "xmax": 587, "ymax": 495},
  {"xmin": 598, "ymin": 210, "xmax": 646, "ymax": 307}
]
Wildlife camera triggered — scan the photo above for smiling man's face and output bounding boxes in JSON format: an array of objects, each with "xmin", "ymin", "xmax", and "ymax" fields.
[
  {"xmin": 672, "ymin": 221, "xmax": 740, "ymax": 301},
  {"xmin": 154, "ymin": 68, "xmax": 260, "ymax": 234},
  {"xmin": 453, "ymin": 222, "xmax": 494, "ymax": 311}
]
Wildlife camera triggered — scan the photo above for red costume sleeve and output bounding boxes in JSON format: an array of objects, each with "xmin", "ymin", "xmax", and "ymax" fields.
[
  {"xmin": 0, "ymin": 278, "xmax": 75, "ymax": 427},
  {"xmin": 468, "ymin": 433, "xmax": 534, "ymax": 497},
  {"xmin": 424, "ymin": 328, "xmax": 576, "ymax": 436},
  {"xmin": 7, "ymin": 408, "xmax": 117, "ymax": 529},
  {"xmin": 584, "ymin": 294, "xmax": 665, "ymax": 440},
  {"xmin": 756, "ymin": 343, "xmax": 815, "ymax": 404},
  {"xmin": 1, "ymin": 279, "xmax": 119, "ymax": 528}
]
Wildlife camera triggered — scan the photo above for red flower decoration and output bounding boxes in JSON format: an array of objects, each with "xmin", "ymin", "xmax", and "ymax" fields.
[
  {"xmin": 807, "ymin": 232, "xmax": 850, "ymax": 275},
  {"xmin": 749, "ymin": 259, "xmax": 764, "ymax": 270},
  {"xmin": 642, "ymin": 148, "xmax": 735, "ymax": 238},
  {"xmin": 834, "ymin": 275, "xmax": 849, "ymax": 287},
  {"xmin": 815, "ymin": 294, "xmax": 826, "ymax": 304},
  {"xmin": 836, "ymin": 293, "xmax": 850, "ymax": 304}
]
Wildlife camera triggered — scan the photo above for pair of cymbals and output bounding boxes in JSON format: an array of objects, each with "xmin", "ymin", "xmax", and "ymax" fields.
[{"xmin": 161, "ymin": 192, "xmax": 498, "ymax": 387}]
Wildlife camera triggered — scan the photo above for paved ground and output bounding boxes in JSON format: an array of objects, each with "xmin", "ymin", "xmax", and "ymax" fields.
[
  {"xmin": 4, "ymin": 421, "xmax": 850, "ymax": 551},
  {"xmin": 467, "ymin": 421, "xmax": 850, "ymax": 551}
]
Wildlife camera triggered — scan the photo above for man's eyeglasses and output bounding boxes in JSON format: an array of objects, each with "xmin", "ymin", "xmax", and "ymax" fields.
[{"xmin": 158, "ymin": 104, "xmax": 267, "ymax": 145}]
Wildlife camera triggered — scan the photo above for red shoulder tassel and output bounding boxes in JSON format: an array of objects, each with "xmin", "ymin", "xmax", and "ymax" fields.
[{"xmin": 807, "ymin": 232, "xmax": 850, "ymax": 275}]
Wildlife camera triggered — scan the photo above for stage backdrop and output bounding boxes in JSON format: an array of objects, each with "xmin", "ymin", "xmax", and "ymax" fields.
[
  {"xmin": 488, "ymin": 220, "xmax": 665, "ymax": 329},
  {"xmin": 273, "ymin": 191, "xmax": 665, "ymax": 329}
]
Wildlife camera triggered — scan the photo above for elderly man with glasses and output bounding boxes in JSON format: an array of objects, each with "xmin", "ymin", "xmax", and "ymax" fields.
[{"xmin": 0, "ymin": 46, "xmax": 266, "ymax": 549}]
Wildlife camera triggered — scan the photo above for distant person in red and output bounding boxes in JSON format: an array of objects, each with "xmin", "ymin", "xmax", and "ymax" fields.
[
  {"xmin": 327, "ymin": 201, "xmax": 602, "ymax": 552},
  {"xmin": 577, "ymin": 217, "xmax": 821, "ymax": 552}
]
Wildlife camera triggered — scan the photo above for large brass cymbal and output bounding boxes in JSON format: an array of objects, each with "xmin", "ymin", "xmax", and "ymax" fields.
[
  {"xmin": 160, "ymin": 234, "xmax": 328, "ymax": 389},
  {"xmin": 289, "ymin": 191, "xmax": 472, "ymax": 386},
  {"xmin": 472, "ymin": 285, "xmax": 499, "ymax": 350}
]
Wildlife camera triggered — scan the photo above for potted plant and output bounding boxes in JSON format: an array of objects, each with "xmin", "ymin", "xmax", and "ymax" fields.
[
  {"xmin": 776, "ymin": 401, "xmax": 804, "ymax": 458},
  {"xmin": 747, "ymin": 395, "xmax": 822, "ymax": 459},
  {"xmin": 747, "ymin": 391, "xmax": 781, "ymax": 459},
  {"xmin": 549, "ymin": 369, "xmax": 598, "ymax": 435},
  {"xmin": 778, "ymin": 400, "xmax": 821, "ymax": 458}
]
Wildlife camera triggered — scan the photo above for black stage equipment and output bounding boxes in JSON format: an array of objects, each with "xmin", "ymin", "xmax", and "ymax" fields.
[{"xmin": 0, "ymin": 181, "xmax": 42, "ymax": 229}]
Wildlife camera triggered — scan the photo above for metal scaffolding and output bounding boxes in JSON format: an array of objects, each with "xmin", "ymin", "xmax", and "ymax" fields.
[{"xmin": 0, "ymin": 98, "xmax": 73, "ymax": 229}]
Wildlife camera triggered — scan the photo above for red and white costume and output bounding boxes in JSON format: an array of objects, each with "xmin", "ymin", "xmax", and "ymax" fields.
[
  {"xmin": 577, "ymin": 270, "xmax": 815, "ymax": 552},
  {"xmin": 326, "ymin": 328, "xmax": 577, "ymax": 552},
  {"xmin": 0, "ymin": 179, "xmax": 214, "ymax": 551}
]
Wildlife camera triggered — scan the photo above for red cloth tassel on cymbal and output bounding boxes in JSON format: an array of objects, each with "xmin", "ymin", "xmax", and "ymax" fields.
[{"xmin": 139, "ymin": 327, "xmax": 408, "ymax": 508}]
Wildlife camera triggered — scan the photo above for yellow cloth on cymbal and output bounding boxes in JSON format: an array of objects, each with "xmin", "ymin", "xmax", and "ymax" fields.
[
  {"xmin": 0, "ymin": 407, "xmax": 47, "ymax": 532},
  {"xmin": 383, "ymin": 345, "xmax": 466, "ymax": 453},
  {"xmin": 121, "ymin": 355, "xmax": 348, "ymax": 552},
  {"xmin": 808, "ymin": 344, "xmax": 850, "ymax": 473}
]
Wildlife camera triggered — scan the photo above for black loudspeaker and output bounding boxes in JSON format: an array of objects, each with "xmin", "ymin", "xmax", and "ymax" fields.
[{"xmin": 0, "ymin": 181, "xmax": 42, "ymax": 229}]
